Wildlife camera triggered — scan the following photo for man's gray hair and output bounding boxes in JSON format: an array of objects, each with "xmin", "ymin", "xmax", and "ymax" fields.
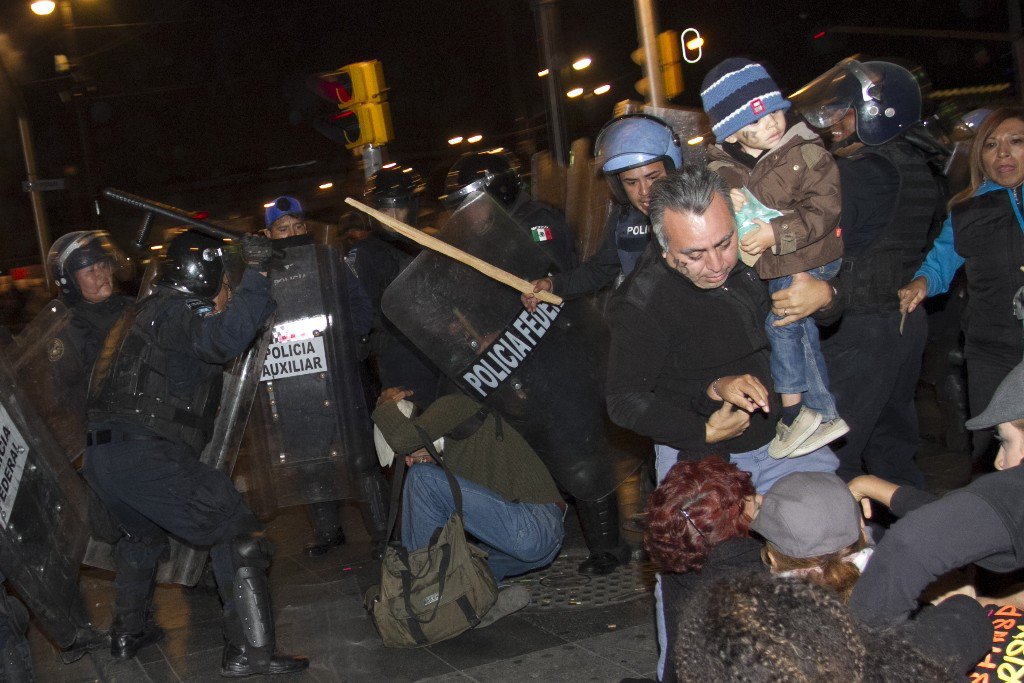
[{"xmin": 649, "ymin": 166, "xmax": 731, "ymax": 250}]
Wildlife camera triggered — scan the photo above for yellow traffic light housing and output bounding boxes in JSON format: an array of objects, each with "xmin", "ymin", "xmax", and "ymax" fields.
[
  {"xmin": 309, "ymin": 60, "xmax": 394, "ymax": 149},
  {"xmin": 632, "ymin": 30, "xmax": 685, "ymax": 100}
]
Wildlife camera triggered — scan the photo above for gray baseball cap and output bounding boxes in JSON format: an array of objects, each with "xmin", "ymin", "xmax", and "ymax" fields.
[
  {"xmin": 749, "ymin": 472, "xmax": 860, "ymax": 558},
  {"xmin": 965, "ymin": 361, "xmax": 1024, "ymax": 431}
]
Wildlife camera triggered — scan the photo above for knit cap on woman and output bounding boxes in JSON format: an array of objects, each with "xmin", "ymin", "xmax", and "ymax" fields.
[{"xmin": 700, "ymin": 58, "xmax": 792, "ymax": 142}]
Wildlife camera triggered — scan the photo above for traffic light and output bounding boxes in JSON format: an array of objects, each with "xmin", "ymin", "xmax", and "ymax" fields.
[
  {"xmin": 632, "ymin": 30, "xmax": 685, "ymax": 100},
  {"xmin": 307, "ymin": 60, "xmax": 394, "ymax": 149}
]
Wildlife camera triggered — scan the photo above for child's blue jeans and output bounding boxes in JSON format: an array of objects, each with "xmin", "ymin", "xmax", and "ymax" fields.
[{"xmin": 766, "ymin": 258, "xmax": 841, "ymax": 421}]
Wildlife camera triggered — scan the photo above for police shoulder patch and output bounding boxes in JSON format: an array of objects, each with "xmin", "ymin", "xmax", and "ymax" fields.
[
  {"xmin": 184, "ymin": 298, "xmax": 214, "ymax": 316},
  {"xmin": 46, "ymin": 338, "xmax": 64, "ymax": 362}
]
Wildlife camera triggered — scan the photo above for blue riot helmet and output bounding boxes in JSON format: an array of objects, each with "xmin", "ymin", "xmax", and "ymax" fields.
[
  {"xmin": 158, "ymin": 230, "xmax": 225, "ymax": 299},
  {"xmin": 594, "ymin": 114, "xmax": 683, "ymax": 204},
  {"xmin": 48, "ymin": 230, "xmax": 123, "ymax": 301},
  {"xmin": 793, "ymin": 59, "xmax": 922, "ymax": 146}
]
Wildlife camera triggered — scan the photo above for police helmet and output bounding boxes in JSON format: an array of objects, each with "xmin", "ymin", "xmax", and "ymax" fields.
[
  {"xmin": 795, "ymin": 59, "xmax": 922, "ymax": 146},
  {"xmin": 158, "ymin": 230, "xmax": 225, "ymax": 299},
  {"xmin": 48, "ymin": 230, "xmax": 115, "ymax": 301},
  {"xmin": 365, "ymin": 163, "xmax": 425, "ymax": 218},
  {"xmin": 594, "ymin": 114, "xmax": 683, "ymax": 203},
  {"xmin": 441, "ymin": 151, "xmax": 521, "ymax": 209},
  {"xmin": 951, "ymin": 108, "xmax": 993, "ymax": 142}
]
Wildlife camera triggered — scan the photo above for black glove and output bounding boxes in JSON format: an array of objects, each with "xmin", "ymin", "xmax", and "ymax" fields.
[{"xmin": 241, "ymin": 234, "xmax": 273, "ymax": 271}]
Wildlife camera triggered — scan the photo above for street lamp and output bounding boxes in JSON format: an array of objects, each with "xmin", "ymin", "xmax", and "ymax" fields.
[
  {"xmin": 572, "ymin": 57, "xmax": 592, "ymax": 71},
  {"xmin": 466, "ymin": 134, "xmax": 483, "ymax": 143},
  {"xmin": 448, "ymin": 136, "xmax": 464, "ymax": 145},
  {"xmin": 593, "ymin": 84, "xmax": 611, "ymax": 95},
  {"xmin": 537, "ymin": 68, "xmax": 549, "ymax": 77},
  {"xmin": 30, "ymin": 0, "xmax": 55, "ymax": 15},
  {"xmin": 566, "ymin": 87, "xmax": 584, "ymax": 98}
]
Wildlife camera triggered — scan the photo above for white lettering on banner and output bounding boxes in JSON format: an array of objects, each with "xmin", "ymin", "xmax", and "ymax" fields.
[
  {"xmin": 261, "ymin": 336, "xmax": 327, "ymax": 381},
  {"xmin": 0, "ymin": 404, "xmax": 29, "ymax": 530},
  {"xmin": 461, "ymin": 303, "xmax": 561, "ymax": 397}
]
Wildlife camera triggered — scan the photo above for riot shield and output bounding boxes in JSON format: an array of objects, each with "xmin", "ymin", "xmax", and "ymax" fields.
[
  {"xmin": 0, "ymin": 343, "xmax": 91, "ymax": 648},
  {"xmin": 8, "ymin": 301, "xmax": 86, "ymax": 462},
  {"xmin": 83, "ymin": 258, "xmax": 268, "ymax": 586},
  {"xmin": 381, "ymin": 192, "xmax": 641, "ymax": 501},
  {"xmin": 242, "ymin": 241, "xmax": 371, "ymax": 513}
]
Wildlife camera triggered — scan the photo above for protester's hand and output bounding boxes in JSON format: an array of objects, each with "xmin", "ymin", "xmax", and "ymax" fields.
[
  {"xmin": 709, "ymin": 374, "xmax": 770, "ymax": 413},
  {"xmin": 898, "ymin": 277, "xmax": 928, "ymax": 315},
  {"xmin": 241, "ymin": 234, "xmax": 273, "ymax": 273},
  {"xmin": 847, "ymin": 475, "xmax": 900, "ymax": 519},
  {"xmin": 377, "ymin": 386, "xmax": 413, "ymax": 407},
  {"xmin": 729, "ymin": 188, "xmax": 748, "ymax": 210},
  {"xmin": 705, "ymin": 402, "xmax": 751, "ymax": 443},
  {"xmin": 404, "ymin": 447, "xmax": 431, "ymax": 468},
  {"xmin": 521, "ymin": 278, "xmax": 553, "ymax": 313},
  {"xmin": 771, "ymin": 272, "xmax": 834, "ymax": 326},
  {"xmin": 739, "ymin": 220, "xmax": 776, "ymax": 256}
]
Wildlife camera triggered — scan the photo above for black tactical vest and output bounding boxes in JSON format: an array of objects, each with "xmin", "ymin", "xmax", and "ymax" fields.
[
  {"xmin": 88, "ymin": 291, "xmax": 221, "ymax": 452},
  {"xmin": 841, "ymin": 140, "xmax": 939, "ymax": 313}
]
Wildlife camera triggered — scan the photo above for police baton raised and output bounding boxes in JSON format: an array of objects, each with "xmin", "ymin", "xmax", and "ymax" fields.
[{"xmin": 345, "ymin": 197, "xmax": 564, "ymax": 306}]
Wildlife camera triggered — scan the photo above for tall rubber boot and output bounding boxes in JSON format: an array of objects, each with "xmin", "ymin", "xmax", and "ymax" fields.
[
  {"xmin": 303, "ymin": 500, "xmax": 345, "ymax": 557},
  {"xmin": 356, "ymin": 472, "xmax": 390, "ymax": 559},
  {"xmin": 110, "ymin": 540, "xmax": 166, "ymax": 660},
  {"xmin": 575, "ymin": 492, "xmax": 631, "ymax": 576},
  {"xmin": 221, "ymin": 533, "xmax": 308, "ymax": 678}
]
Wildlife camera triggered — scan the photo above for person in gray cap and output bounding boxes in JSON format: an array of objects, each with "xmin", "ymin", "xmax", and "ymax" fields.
[{"xmin": 848, "ymin": 359, "xmax": 1024, "ymax": 630}]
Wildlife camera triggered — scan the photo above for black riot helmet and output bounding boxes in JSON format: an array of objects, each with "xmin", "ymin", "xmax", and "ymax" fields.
[
  {"xmin": 158, "ymin": 230, "xmax": 225, "ymax": 299},
  {"xmin": 791, "ymin": 59, "xmax": 922, "ymax": 146},
  {"xmin": 47, "ymin": 230, "xmax": 116, "ymax": 301},
  {"xmin": 440, "ymin": 151, "xmax": 521, "ymax": 209},
  {"xmin": 364, "ymin": 163, "xmax": 425, "ymax": 219}
]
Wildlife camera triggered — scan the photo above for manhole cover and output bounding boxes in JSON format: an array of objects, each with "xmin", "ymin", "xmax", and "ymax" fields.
[{"xmin": 508, "ymin": 550, "xmax": 653, "ymax": 612}]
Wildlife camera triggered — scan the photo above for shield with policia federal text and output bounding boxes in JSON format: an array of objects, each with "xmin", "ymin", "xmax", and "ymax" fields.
[
  {"xmin": 0, "ymin": 340, "xmax": 93, "ymax": 648},
  {"xmin": 240, "ymin": 239, "xmax": 371, "ymax": 515},
  {"xmin": 381, "ymin": 191, "xmax": 638, "ymax": 501}
]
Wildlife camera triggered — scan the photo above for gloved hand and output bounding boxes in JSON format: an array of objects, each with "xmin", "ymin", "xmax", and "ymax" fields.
[{"xmin": 241, "ymin": 234, "xmax": 273, "ymax": 272}]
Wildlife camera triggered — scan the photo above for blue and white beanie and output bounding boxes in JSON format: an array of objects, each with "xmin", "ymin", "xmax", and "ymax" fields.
[{"xmin": 700, "ymin": 58, "xmax": 791, "ymax": 142}]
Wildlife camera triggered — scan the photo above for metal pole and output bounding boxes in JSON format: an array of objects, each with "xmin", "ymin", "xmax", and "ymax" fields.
[
  {"xmin": 0, "ymin": 58, "xmax": 53, "ymax": 290},
  {"xmin": 530, "ymin": 0, "xmax": 568, "ymax": 166},
  {"xmin": 633, "ymin": 0, "xmax": 664, "ymax": 107},
  {"xmin": 1009, "ymin": 0, "xmax": 1024, "ymax": 102},
  {"xmin": 61, "ymin": 0, "xmax": 100, "ymax": 226}
]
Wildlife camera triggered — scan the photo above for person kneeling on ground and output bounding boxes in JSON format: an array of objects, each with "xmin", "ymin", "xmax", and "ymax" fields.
[{"xmin": 372, "ymin": 388, "xmax": 566, "ymax": 628}]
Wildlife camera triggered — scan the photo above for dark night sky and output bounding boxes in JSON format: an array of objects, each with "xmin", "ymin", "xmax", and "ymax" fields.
[{"xmin": 0, "ymin": 0, "xmax": 1015, "ymax": 267}]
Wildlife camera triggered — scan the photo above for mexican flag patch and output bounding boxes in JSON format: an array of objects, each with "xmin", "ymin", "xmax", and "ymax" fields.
[{"xmin": 531, "ymin": 226, "xmax": 553, "ymax": 242}]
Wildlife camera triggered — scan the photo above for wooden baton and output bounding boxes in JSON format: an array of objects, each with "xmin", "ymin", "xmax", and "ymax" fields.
[{"xmin": 344, "ymin": 197, "xmax": 564, "ymax": 306}]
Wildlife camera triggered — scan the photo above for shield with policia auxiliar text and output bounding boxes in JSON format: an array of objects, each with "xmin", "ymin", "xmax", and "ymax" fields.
[
  {"xmin": 83, "ymin": 246, "xmax": 270, "ymax": 586},
  {"xmin": 240, "ymin": 239, "xmax": 370, "ymax": 514},
  {"xmin": 0, "ymin": 341, "xmax": 93, "ymax": 648},
  {"xmin": 382, "ymin": 191, "xmax": 637, "ymax": 501}
]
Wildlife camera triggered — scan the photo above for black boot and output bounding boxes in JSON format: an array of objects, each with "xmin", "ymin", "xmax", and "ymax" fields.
[
  {"xmin": 576, "ymin": 493, "xmax": 631, "ymax": 576},
  {"xmin": 304, "ymin": 500, "xmax": 346, "ymax": 557},
  {"xmin": 222, "ymin": 533, "xmax": 308, "ymax": 677},
  {"xmin": 356, "ymin": 472, "xmax": 390, "ymax": 560},
  {"xmin": 110, "ymin": 539, "xmax": 166, "ymax": 660}
]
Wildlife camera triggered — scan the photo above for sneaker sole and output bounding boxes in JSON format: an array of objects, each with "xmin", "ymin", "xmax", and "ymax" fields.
[
  {"xmin": 768, "ymin": 412, "xmax": 822, "ymax": 459},
  {"xmin": 790, "ymin": 421, "xmax": 851, "ymax": 457}
]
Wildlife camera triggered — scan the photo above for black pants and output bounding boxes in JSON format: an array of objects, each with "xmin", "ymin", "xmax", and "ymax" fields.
[
  {"xmin": 821, "ymin": 308, "xmax": 928, "ymax": 488},
  {"xmin": 83, "ymin": 434, "xmax": 259, "ymax": 625}
]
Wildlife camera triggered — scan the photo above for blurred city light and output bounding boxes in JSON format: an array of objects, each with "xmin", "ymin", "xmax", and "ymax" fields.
[
  {"xmin": 318, "ymin": 182, "xmax": 334, "ymax": 190},
  {"xmin": 572, "ymin": 57, "xmax": 592, "ymax": 71},
  {"xmin": 30, "ymin": 0, "xmax": 56, "ymax": 16},
  {"xmin": 685, "ymin": 36, "xmax": 704, "ymax": 51},
  {"xmin": 487, "ymin": 147, "xmax": 505, "ymax": 154},
  {"xmin": 682, "ymin": 28, "xmax": 703, "ymax": 64},
  {"xmin": 263, "ymin": 201, "xmax": 275, "ymax": 208},
  {"xmin": 448, "ymin": 136, "xmax": 464, "ymax": 145},
  {"xmin": 382, "ymin": 162, "xmax": 397, "ymax": 169},
  {"xmin": 566, "ymin": 87, "xmax": 584, "ymax": 98},
  {"xmin": 537, "ymin": 68, "xmax": 549, "ymax": 78},
  {"xmin": 467, "ymin": 134, "xmax": 483, "ymax": 143},
  {"xmin": 593, "ymin": 84, "xmax": 611, "ymax": 95},
  {"xmin": 687, "ymin": 136, "xmax": 704, "ymax": 145}
]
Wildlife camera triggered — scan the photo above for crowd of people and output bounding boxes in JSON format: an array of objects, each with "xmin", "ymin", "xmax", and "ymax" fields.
[{"xmin": 1, "ymin": 52, "xmax": 1022, "ymax": 682}]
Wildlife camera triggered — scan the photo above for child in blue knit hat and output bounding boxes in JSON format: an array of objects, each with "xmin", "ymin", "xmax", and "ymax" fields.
[{"xmin": 700, "ymin": 57, "xmax": 847, "ymax": 459}]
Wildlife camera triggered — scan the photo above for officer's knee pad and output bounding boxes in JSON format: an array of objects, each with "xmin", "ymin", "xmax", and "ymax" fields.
[{"xmin": 230, "ymin": 531, "xmax": 273, "ymax": 571}]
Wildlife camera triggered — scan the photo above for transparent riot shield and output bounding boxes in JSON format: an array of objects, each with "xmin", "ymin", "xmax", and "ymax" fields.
[
  {"xmin": 382, "ymin": 192, "xmax": 642, "ymax": 501},
  {"xmin": 7, "ymin": 301, "xmax": 86, "ymax": 462},
  {"xmin": 242, "ymin": 241, "xmax": 371, "ymax": 513},
  {"xmin": 83, "ymin": 254, "xmax": 267, "ymax": 586},
  {"xmin": 0, "ymin": 343, "xmax": 91, "ymax": 648}
]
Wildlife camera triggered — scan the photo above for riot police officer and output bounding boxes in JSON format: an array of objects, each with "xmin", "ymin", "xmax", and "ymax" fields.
[
  {"xmin": 83, "ymin": 230, "xmax": 308, "ymax": 676},
  {"xmin": 256, "ymin": 196, "xmax": 389, "ymax": 559},
  {"xmin": 350, "ymin": 164, "xmax": 443, "ymax": 408},
  {"xmin": 524, "ymin": 113, "xmax": 683, "ymax": 308},
  {"xmin": 791, "ymin": 59, "xmax": 939, "ymax": 487},
  {"xmin": 443, "ymin": 150, "xmax": 577, "ymax": 272}
]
